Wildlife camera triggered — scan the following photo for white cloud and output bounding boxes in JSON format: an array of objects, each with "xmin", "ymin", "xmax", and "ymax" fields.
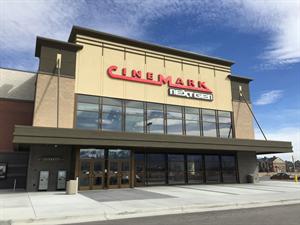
[
  {"xmin": 255, "ymin": 127, "xmax": 300, "ymax": 161},
  {"xmin": 1, "ymin": 0, "xmax": 299, "ymax": 70},
  {"xmin": 254, "ymin": 90, "xmax": 284, "ymax": 105},
  {"xmin": 236, "ymin": 0, "xmax": 300, "ymax": 67}
]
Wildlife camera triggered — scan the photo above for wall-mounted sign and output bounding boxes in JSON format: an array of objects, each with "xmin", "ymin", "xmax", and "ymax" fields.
[
  {"xmin": 38, "ymin": 157, "xmax": 63, "ymax": 161},
  {"xmin": 107, "ymin": 65, "xmax": 213, "ymax": 101},
  {"xmin": 0, "ymin": 163, "xmax": 7, "ymax": 179},
  {"xmin": 169, "ymin": 88, "xmax": 213, "ymax": 101}
]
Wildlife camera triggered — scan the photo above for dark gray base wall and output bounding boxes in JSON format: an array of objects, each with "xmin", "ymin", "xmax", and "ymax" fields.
[
  {"xmin": 0, "ymin": 152, "xmax": 29, "ymax": 189},
  {"xmin": 26, "ymin": 145, "xmax": 74, "ymax": 192},
  {"xmin": 237, "ymin": 151, "xmax": 258, "ymax": 183}
]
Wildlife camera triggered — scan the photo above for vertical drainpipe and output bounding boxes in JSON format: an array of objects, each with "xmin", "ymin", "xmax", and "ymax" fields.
[{"xmin": 56, "ymin": 53, "xmax": 62, "ymax": 128}]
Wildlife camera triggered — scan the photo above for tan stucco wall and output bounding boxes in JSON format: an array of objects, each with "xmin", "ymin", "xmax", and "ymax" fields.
[
  {"xmin": 74, "ymin": 35, "xmax": 233, "ymax": 111},
  {"xmin": 232, "ymin": 101, "xmax": 254, "ymax": 139},
  {"xmin": 33, "ymin": 74, "xmax": 75, "ymax": 128}
]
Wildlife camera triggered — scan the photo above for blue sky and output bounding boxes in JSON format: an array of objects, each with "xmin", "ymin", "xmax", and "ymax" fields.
[{"xmin": 1, "ymin": 0, "xmax": 299, "ymax": 160}]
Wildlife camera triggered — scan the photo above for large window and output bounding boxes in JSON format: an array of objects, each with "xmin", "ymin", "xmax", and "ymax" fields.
[
  {"xmin": 218, "ymin": 111, "xmax": 233, "ymax": 138},
  {"xmin": 166, "ymin": 105, "xmax": 183, "ymax": 135},
  {"xmin": 221, "ymin": 155, "xmax": 237, "ymax": 183},
  {"xmin": 187, "ymin": 155, "xmax": 204, "ymax": 184},
  {"xmin": 102, "ymin": 98, "xmax": 122, "ymax": 131},
  {"xmin": 125, "ymin": 101, "xmax": 144, "ymax": 133},
  {"xmin": 76, "ymin": 95, "xmax": 100, "ymax": 130},
  {"xmin": 168, "ymin": 154, "xmax": 185, "ymax": 184},
  {"xmin": 185, "ymin": 107, "xmax": 201, "ymax": 136},
  {"xmin": 147, "ymin": 103, "xmax": 164, "ymax": 134},
  {"xmin": 205, "ymin": 155, "xmax": 220, "ymax": 183},
  {"xmin": 202, "ymin": 109, "xmax": 217, "ymax": 137},
  {"xmin": 75, "ymin": 95, "xmax": 234, "ymax": 139},
  {"xmin": 147, "ymin": 154, "xmax": 166, "ymax": 185}
]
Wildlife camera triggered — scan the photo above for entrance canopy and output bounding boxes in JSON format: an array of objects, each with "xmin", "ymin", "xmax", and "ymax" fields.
[{"xmin": 13, "ymin": 125, "xmax": 292, "ymax": 154}]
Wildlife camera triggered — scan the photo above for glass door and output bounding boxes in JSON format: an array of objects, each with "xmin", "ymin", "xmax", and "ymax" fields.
[
  {"xmin": 168, "ymin": 154, "xmax": 185, "ymax": 184},
  {"xmin": 78, "ymin": 149, "xmax": 105, "ymax": 190},
  {"xmin": 221, "ymin": 155, "xmax": 237, "ymax": 183},
  {"xmin": 107, "ymin": 149, "xmax": 131, "ymax": 188},
  {"xmin": 205, "ymin": 155, "xmax": 221, "ymax": 183},
  {"xmin": 135, "ymin": 153, "xmax": 146, "ymax": 186},
  {"xmin": 187, "ymin": 155, "xmax": 204, "ymax": 184},
  {"xmin": 79, "ymin": 159, "xmax": 91, "ymax": 190},
  {"xmin": 92, "ymin": 160, "xmax": 105, "ymax": 189}
]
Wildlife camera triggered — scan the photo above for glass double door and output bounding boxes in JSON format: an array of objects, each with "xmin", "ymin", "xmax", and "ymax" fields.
[
  {"xmin": 79, "ymin": 159, "xmax": 105, "ymax": 190},
  {"xmin": 78, "ymin": 149, "xmax": 131, "ymax": 190},
  {"xmin": 108, "ymin": 159, "xmax": 130, "ymax": 188}
]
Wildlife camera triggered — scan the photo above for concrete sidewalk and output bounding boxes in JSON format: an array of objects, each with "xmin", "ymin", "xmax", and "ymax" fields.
[{"xmin": 0, "ymin": 181, "xmax": 299, "ymax": 225}]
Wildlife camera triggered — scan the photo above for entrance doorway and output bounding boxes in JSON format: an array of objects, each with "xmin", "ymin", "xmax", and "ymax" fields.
[
  {"xmin": 107, "ymin": 149, "xmax": 130, "ymax": 188},
  {"xmin": 79, "ymin": 149, "xmax": 105, "ymax": 190},
  {"xmin": 78, "ymin": 148, "xmax": 131, "ymax": 190}
]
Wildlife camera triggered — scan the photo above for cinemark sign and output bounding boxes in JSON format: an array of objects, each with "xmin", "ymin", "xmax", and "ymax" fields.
[{"xmin": 107, "ymin": 65, "xmax": 213, "ymax": 101}]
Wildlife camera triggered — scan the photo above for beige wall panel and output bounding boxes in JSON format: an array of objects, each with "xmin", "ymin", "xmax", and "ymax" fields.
[
  {"xmin": 76, "ymin": 44, "xmax": 101, "ymax": 96},
  {"xmin": 145, "ymin": 56, "xmax": 166, "ymax": 103},
  {"xmin": 233, "ymin": 101, "xmax": 254, "ymax": 139},
  {"xmin": 33, "ymin": 74, "xmax": 74, "ymax": 128},
  {"xmin": 214, "ymin": 70, "xmax": 232, "ymax": 111},
  {"xmin": 182, "ymin": 63, "xmax": 201, "ymax": 108},
  {"xmin": 124, "ymin": 52, "xmax": 146, "ymax": 101},
  {"xmin": 199, "ymin": 67, "xmax": 217, "ymax": 109},
  {"xmin": 75, "ymin": 39, "xmax": 233, "ymax": 111},
  {"xmin": 165, "ymin": 60, "xmax": 184, "ymax": 106},
  {"xmin": 77, "ymin": 35, "xmax": 231, "ymax": 71},
  {"xmin": 101, "ymin": 48, "xmax": 125, "ymax": 98}
]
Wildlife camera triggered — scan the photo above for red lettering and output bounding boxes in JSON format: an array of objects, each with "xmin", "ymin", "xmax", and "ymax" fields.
[
  {"xmin": 132, "ymin": 69, "xmax": 142, "ymax": 78},
  {"xmin": 122, "ymin": 68, "xmax": 126, "ymax": 76},
  {"xmin": 146, "ymin": 72, "xmax": 153, "ymax": 80},
  {"xmin": 187, "ymin": 79, "xmax": 195, "ymax": 87},
  {"xmin": 107, "ymin": 65, "xmax": 213, "ymax": 94},
  {"xmin": 198, "ymin": 81, "xmax": 212, "ymax": 92},
  {"xmin": 158, "ymin": 74, "xmax": 172, "ymax": 85},
  {"xmin": 175, "ymin": 78, "xmax": 184, "ymax": 85},
  {"xmin": 107, "ymin": 65, "xmax": 118, "ymax": 77}
]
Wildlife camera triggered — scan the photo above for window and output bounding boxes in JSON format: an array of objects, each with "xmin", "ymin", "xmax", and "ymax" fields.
[
  {"xmin": 102, "ymin": 98, "xmax": 123, "ymax": 131},
  {"xmin": 75, "ymin": 94, "xmax": 234, "ymax": 139},
  {"xmin": 221, "ymin": 155, "xmax": 237, "ymax": 183},
  {"xmin": 125, "ymin": 101, "xmax": 144, "ymax": 133},
  {"xmin": 166, "ymin": 105, "xmax": 183, "ymax": 135},
  {"xmin": 185, "ymin": 107, "xmax": 201, "ymax": 136},
  {"xmin": 147, "ymin": 103, "xmax": 164, "ymax": 134},
  {"xmin": 187, "ymin": 155, "xmax": 204, "ymax": 184},
  {"xmin": 147, "ymin": 154, "xmax": 166, "ymax": 185},
  {"xmin": 76, "ymin": 95, "xmax": 100, "ymax": 130},
  {"xmin": 202, "ymin": 109, "xmax": 217, "ymax": 137},
  {"xmin": 80, "ymin": 149, "xmax": 105, "ymax": 159},
  {"xmin": 168, "ymin": 154, "xmax": 185, "ymax": 184},
  {"xmin": 205, "ymin": 155, "xmax": 221, "ymax": 183},
  {"xmin": 218, "ymin": 111, "xmax": 233, "ymax": 138}
]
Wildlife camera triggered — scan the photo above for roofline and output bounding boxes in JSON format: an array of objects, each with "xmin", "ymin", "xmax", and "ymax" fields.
[
  {"xmin": 68, "ymin": 25, "xmax": 235, "ymax": 67},
  {"xmin": 35, "ymin": 36, "xmax": 83, "ymax": 57},
  {"xmin": 0, "ymin": 67, "xmax": 37, "ymax": 74},
  {"xmin": 228, "ymin": 75, "xmax": 253, "ymax": 82}
]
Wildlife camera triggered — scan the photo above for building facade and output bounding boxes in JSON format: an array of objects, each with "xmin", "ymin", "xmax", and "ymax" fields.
[
  {"xmin": 1, "ymin": 26, "xmax": 293, "ymax": 191},
  {"xmin": 258, "ymin": 157, "xmax": 287, "ymax": 173}
]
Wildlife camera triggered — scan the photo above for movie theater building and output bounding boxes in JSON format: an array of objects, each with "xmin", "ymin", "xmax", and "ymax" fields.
[{"xmin": 1, "ymin": 26, "xmax": 293, "ymax": 191}]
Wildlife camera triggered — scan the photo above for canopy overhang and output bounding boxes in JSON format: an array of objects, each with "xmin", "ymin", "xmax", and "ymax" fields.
[{"xmin": 13, "ymin": 125, "xmax": 293, "ymax": 154}]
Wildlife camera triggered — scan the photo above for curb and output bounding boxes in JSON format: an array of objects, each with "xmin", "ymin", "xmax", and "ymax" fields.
[{"xmin": 8, "ymin": 198, "xmax": 300, "ymax": 225}]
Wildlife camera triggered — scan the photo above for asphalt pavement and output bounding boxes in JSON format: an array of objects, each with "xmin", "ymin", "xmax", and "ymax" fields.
[{"xmin": 67, "ymin": 203, "xmax": 300, "ymax": 225}]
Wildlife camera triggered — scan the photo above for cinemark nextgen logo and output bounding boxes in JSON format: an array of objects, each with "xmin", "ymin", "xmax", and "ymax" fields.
[
  {"xmin": 169, "ymin": 88, "xmax": 213, "ymax": 101},
  {"xmin": 107, "ymin": 65, "xmax": 213, "ymax": 101}
]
